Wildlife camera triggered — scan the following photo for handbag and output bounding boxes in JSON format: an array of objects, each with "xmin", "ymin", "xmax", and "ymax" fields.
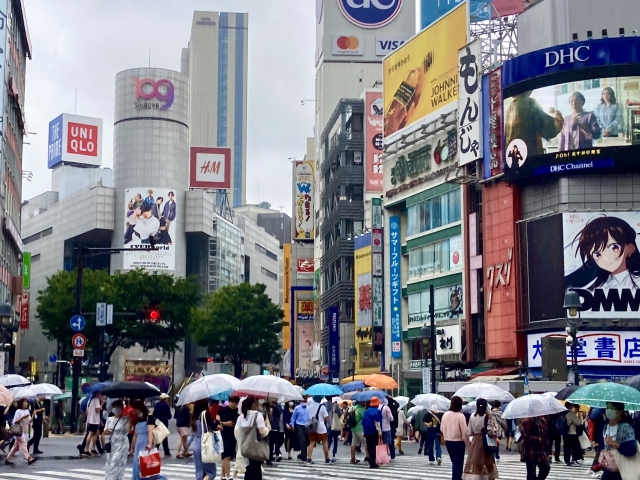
[
  {"xmin": 579, "ymin": 432, "xmax": 592, "ymax": 450},
  {"xmin": 153, "ymin": 419, "xmax": 170, "ymax": 445},
  {"xmin": 240, "ymin": 412, "xmax": 270, "ymax": 462},
  {"xmin": 482, "ymin": 415, "xmax": 500, "ymax": 454},
  {"xmin": 8, "ymin": 423, "xmax": 22, "ymax": 436},
  {"xmin": 611, "ymin": 442, "xmax": 640, "ymax": 480},
  {"xmin": 201, "ymin": 411, "xmax": 221, "ymax": 463},
  {"xmin": 104, "ymin": 416, "xmax": 122, "ymax": 454},
  {"xmin": 305, "ymin": 405, "xmax": 321, "ymax": 434},
  {"xmin": 599, "ymin": 449, "xmax": 620, "ymax": 473},
  {"xmin": 438, "ymin": 432, "xmax": 445, "ymax": 446},
  {"xmin": 139, "ymin": 448, "xmax": 162, "ymax": 478},
  {"xmin": 376, "ymin": 441, "xmax": 391, "ymax": 465}
]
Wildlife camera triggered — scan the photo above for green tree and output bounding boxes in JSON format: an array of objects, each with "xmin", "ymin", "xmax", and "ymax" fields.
[
  {"xmin": 191, "ymin": 283, "xmax": 283, "ymax": 377},
  {"xmin": 37, "ymin": 269, "xmax": 201, "ymax": 372}
]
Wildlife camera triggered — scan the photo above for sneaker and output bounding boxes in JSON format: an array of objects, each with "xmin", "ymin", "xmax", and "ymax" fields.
[
  {"xmin": 331, "ymin": 457, "xmax": 337, "ymax": 463},
  {"xmin": 307, "ymin": 459, "xmax": 313, "ymax": 464},
  {"xmin": 276, "ymin": 454, "xmax": 282, "ymax": 462},
  {"xmin": 325, "ymin": 458, "xmax": 331, "ymax": 464},
  {"xmin": 437, "ymin": 458, "xmax": 442, "ymax": 466},
  {"xmin": 576, "ymin": 459, "xmax": 585, "ymax": 465},
  {"xmin": 496, "ymin": 458, "xmax": 501, "ymax": 463},
  {"xmin": 418, "ymin": 449, "xmax": 422, "ymax": 455},
  {"xmin": 566, "ymin": 463, "xmax": 573, "ymax": 467},
  {"xmin": 429, "ymin": 461, "xmax": 435, "ymax": 465}
]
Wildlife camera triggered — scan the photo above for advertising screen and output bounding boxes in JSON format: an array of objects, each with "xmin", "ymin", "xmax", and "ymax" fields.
[
  {"xmin": 123, "ymin": 187, "xmax": 177, "ymax": 271},
  {"xmin": 364, "ymin": 91, "xmax": 384, "ymax": 192},
  {"xmin": 564, "ymin": 212, "xmax": 640, "ymax": 319},
  {"xmin": 294, "ymin": 161, "xmax": 315, "ymax": 241},
  {"xmin": 383, "ymin": 2, "xmax": 467, "ymax": 141}
]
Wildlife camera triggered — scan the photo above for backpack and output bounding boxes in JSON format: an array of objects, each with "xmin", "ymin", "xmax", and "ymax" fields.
[
  {"xmin": 490, "ymin": 412, "xmax": 506, "ymax": 439},
  {"xmin": 305, "ymin": 405, "xmax": 322, "ymax": 434},
  {"xmin": 556, "ymin": 412, "xmax": 569, "ymax": 436},
  {"xmin": 346, "ymin": 408, "xmax": 359, "ymax": 429},
  {"xmin": 388, "ymin": 398, "xmax": 400, "ymax": 429}
]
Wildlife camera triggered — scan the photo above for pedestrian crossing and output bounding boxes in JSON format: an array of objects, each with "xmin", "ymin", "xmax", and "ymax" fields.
[{"xmin": 0, "ymin": 454, "xmax": 593, "ymax": 480}]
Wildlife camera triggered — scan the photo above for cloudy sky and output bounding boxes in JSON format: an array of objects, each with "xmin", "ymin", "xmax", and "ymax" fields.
[{"xmin": 22, "ymin": 0, "xmax": 316, "ymax": 214}]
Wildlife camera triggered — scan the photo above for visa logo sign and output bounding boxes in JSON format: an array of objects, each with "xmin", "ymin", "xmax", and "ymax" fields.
[{"xmin": 376, "ymin": 36, "xmax": 407, "ymax": 56}]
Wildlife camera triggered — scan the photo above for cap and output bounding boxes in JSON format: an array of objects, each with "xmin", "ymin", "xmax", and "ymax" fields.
[
  {"xmin": 159, "ymin": 393, "xmax": 170, "ymax": 400},
  {"xmin": 370, "ymin": 397, "xmax": 380, "ymax": 407}
]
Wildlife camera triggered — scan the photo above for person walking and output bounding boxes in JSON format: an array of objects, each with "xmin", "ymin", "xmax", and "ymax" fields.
[
  {"xmin": 349, "ymin": 401, "xmax": 366, "ymax": 464},
  {"xmin": 193, "ymin": 400, "xmax": 219, "ymax": 480},
  {"xmin": 219, "ymin": 395, "xmax": 240, "ymax": 480},
  {"xmin": 547, "ymin": 413, "xmax": 561, "ymax": 462},
  {"xmin": 462, "ymin": 398, "xmax": 499, "ymax": 480},
  {"xmin": 395, "ymin": 406, "xmax": 408, "ymax": 455},
  {"xmin": 153, "ymin": 394, "xmax": 172, "ymax": 457},
  {"xmin": 425, "ymin": 410, "xmax": 443, "ymax": 465},
  {"xmin": 83, "ymin": 392, "xmax": 103, "ymax": 456},
  {"xmin": 379, "ymin": 398, "xmax": 395, "ymax": 460},
  {"xmin": 414, "ymin": 407, "xmax": 430, "ymax": 455},
  {"xmin": 520, "ymin": 414, "xmax": 551, "ymax": 480},
  {"xmin": 564, "ymin": 402, "xmax": 585, "ymax": 466},
  {"xmin": 602, "ymin": 402, "xmax": 637, "ymax": 480},
  {"xmin": 362, "ymin": 398, "xmax": 382, "ymax": 469},
  {"xmin": 282, "ymin": 401, "xmax": 299, "ymax": 460},
  {"xmin": 289, "ymin": 397, "xmax": 310, "ymax": 462},
  {"xmin": 102, "ymin": 400, "xmax": 129, "ymax": 480},
  {"xmin": 589, "ymin": 408, "xmax": 606, "ymax": 476},
  {"xmin": 54, "ymin": 400, "xmax": 65, "ymax": 435},
  {"xmin": 235, "ymin": 395, "xmax": 269, "ymax": 480},
  {"xmin": 5, "ymin": 398, "xmax": 37, "ymax": 466},
  {"xmin": 490, "ymin": 401, "xmax": 507, "ymax": 462},
  {"xmin": 175, "ymin": 403, "xmax": 192, "ymax": 459},
  {"xmin": 326, "ymin": 397, "xmax": 343, "ymax": 461},
  {"xmin": 27, "ymin": 395, "xmax": 46, "ymax": 455},
  {"xmin": 266, "ymin": 401, "xmax": 283, "ymax": 465},
  {"xmin": 306, "ymin": 396, "xmax": 330, "ymax": 464},
  {"xmin": 128, "ymin": 400, "xmax": 156, "ymax": 480}
]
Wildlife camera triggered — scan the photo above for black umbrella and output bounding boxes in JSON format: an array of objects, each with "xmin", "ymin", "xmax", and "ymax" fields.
[
  {"xmin": 100, "ymin": 381, "xmax": 160, "ymax": 399},
  {"xmin": 625, "ymin": 375, "xmax": 640, "ymax": 391},
  {"xmin": 555, "ymin": 385, "xmax": 582, "ymax": 400}
]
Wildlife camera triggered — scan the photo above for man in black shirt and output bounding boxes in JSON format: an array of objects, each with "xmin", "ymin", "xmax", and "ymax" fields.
[
  {"xmin": 218, "ymin": 395, "xmax": 240, "ymax": 480},
  {"xmin": 27, "ymin": 396, "xmax": 46, "ymax": 454}
]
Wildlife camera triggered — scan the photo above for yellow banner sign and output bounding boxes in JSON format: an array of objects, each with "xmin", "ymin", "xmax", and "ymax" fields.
[{"xmin": 283, "ymin": 244, "xmax": 291, "ymax": 351}]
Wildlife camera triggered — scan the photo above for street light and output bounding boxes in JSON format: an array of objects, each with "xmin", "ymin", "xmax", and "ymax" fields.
[
  {"xmin": 348, "ymin": 346, "xmax": 357, "ymax": 382},
  {"xmin": 563, "ymin": 289, "xmax": 582, "ymax": 386}
]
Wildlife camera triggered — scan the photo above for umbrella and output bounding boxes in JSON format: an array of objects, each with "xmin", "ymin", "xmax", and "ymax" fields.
[
  {"xmin": 364, "ymin": 374, "xmax": 398, "ymax": 390},
  {"xmin": 177, "ymin": 374, "xmax": 241, "ymax": 406},
  {"xmin": 411, "ymin": 393, "xmax": 451, "ymax": 412},
  {"xmin": 555, "ymin": 385, "xmax": 582, "ymax": 400},
  {"xmin": 12, "ymin": 383, "xmax": 63, "ymax": 398},
  {"xmin": 53, "ymin": 392, "xmax": 72, "ymax": 401},
  {"xmin": 407, "ymin": 405, "xmax": 425, "ymax": 417},
  {"xmin": 352, "ymin": 390, "xmax": 386, "ymax": 402},
  {"xmin": 304, "ymin": 383, "xmax": 343, "ymax": 397},
  {"xmin": 100, "ymin": 381, "xmax": 161, "ymax": 399},
  {"xmin": 453, "ymin": 383, "xmax": 515, "ymax": 402},
  {"xmin": 233, "ymin": 376, "xmax": 302, "ymax": 402},
  {"xmin": 625, "ymin": 375, "xmax": 640, "ymax": 391},
  {"xmin": 341, "ymin": 381, "xmax": 366, "ymax": 393},
  {"xmin": 0, "ymin": 374, "xmax": 30, "ymax": 388},
  {"xmin": 463, "ymin": 401, "xmax": 477, "ymax": 415},
  {"xmin": 502, "ymin": 394, "xmax": 567, "ymax": 419},
  {"xmin": 341, "ymin": 391, "xmax": 358, "ymax": 400},
  {"xmin": 210, "ymin": 390, "xmax": 233, "ymax": 402},
  {"xmin": 567, "ymin": 382, "xmax": 640, "ymax": 409},
  {"xmin": 394, "ymin": 396, "xmax": 409, "ymax": 409},
  {"xmin": 83, "ymin": 382, "xmax": 113, "ymax": 394},
  {"xmin": 0, "ymin": 384, "xmax": 12, "ymax": 406}
]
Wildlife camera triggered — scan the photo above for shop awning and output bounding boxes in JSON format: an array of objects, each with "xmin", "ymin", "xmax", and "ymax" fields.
[{"xmin": 469, "ymin": 367, "xmax": 519, "ymax": 380}]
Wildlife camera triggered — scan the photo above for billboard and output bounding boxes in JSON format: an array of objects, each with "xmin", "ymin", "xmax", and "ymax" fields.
[
  {"xmin": 389, "ymin": 216, "xmax": 402, "ymax": 358},
  {"xmin": 298, "ymin": 322, "xmax": 314, "ymax": 370},
  {"xmin": 338, "ymin": 0, "xmax": 403, "ymax": 28},
  {"xmin": 48, "ymin": 113, "xmax": 103, "ymax": 169},
  {"xmin": 297, "ymin": 300, "xmax": 315, "ymax": 321},
  {"xmin": 563, "ymin": 212, "xmax": 640, "ymax": 319},
  {"xmin": 365, "ymin": 91, "xmax": 384, "ymax": 192},
  {"xmin": 458, "ymin": 40, "xmax": 482, "ymax": 166},
  {"xmin": 355, "ymin": 233, "xmax": 372, "ymax": 328},
  {"xmin": 294, "ymin": 161, "xmax": 315, "ymax": 241},
  {"xmin": 283, "ymin": 244, "xmax": 291, "ymax": 353},
  {"xmin": 482, "ymin": 67, "xmax": 504, "ymax": 179},
  {"xmin": 296, "ymin": 258, "xmax": 314, "ymax": 279},
  {"xmin": 123, "ymin": 187, "xmax": 177, "ymax": 271},
  {"xmin": 19, "ymin": 293, "xmax": 28, "ymax": 330},
  {"xmin": 22, "ymin": 252, "xmax": 30, "ymax": 290},
  {"xmin": 189, "ymin": 147, "xmax": 231, "ymax": 189},
  {"xmin": 383, "ymin": 2, "xmax": 468, "ymax": 141},
  {"xmin": 421, "ymin": 0, "xmax": 528, "ymax": 29}
]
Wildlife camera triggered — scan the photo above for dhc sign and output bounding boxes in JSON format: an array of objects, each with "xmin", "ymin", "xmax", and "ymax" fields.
[
  {"xmin": 338, "ymin": 0, "xmax": 403, "ymax": 28},
  {"xmin": 545, "ymin": 45, "xmax": 589, "ymax": 68}
]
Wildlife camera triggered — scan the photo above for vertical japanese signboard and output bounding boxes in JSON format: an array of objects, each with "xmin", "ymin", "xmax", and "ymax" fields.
[
  {"xmin": 364, "ymin": 91, "xmax": 384, "ymax": 192},
  {"xmin": 294, "ymin": 161, "xmax": 315, "ymax": 241},
  {"xmin": 329, "ymin": 307, "xmax": 340, "ymax": 373},
  {"xmin": 389, "ymin": 216, "xmax": 402, "ymax": 358},
  {"xmin": 372, "ymin": 199, "xmax": 384, "ymax": 353},
  {"xmin": 20, "ymin": 293, "xmax": 29, "ymax": 330},
  {"xmin": 483, "ymin": 67, "xmax": 504, "ymax": 179},
  {"xmin": 22, "ymin": 252, "xmax": 30, "ymax": 290},
  {"xmin": 283, "ymin": 244, "xmax": 291, "ymax": 354},
  {"xmin": 458, "ymin": 39, "xmax": 482, "ymax": 166}
]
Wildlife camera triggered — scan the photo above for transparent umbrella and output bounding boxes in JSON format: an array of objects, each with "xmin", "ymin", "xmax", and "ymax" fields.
[
  {"xmin": 394, "ymin": 396, "xmax": 410, "ymax": 409},
  {"xmin": 177, "ymin": 374, "xmax": 241, "ymax": 406},
  {"xmin": 0, "ymin": 374, "xmax": 30, "ymax": 388},
  {"xmin": 411, "ymin": 394, "xmax": 451, "ymax": 412},
  {"xmin": 234, "ymin": 375, "xmax": 302, "ymax": 402},
  {"xmin": 502, "ymin": 394, "xmax": 567, "ymax": 419},
  {"xmin": 453, "ymin": 383, "xmax": 515, "ymax": 402}
]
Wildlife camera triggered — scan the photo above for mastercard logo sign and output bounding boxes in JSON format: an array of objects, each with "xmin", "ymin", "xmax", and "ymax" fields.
[{"xmin": 332, "ymin": 35, "xmax": 364, "ymax": 56}]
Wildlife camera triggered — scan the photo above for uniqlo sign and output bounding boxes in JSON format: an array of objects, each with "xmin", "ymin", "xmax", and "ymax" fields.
[
  {"xmin": 189, "ymin": 147, "xmax": 232, "ymax": 189},
  {"xmin": 47, "ymin": 113, "xmax": 103, "ymax": 169}
]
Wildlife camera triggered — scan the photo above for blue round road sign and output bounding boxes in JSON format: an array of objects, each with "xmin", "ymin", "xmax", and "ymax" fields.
[
  {"xmin": 49, "ymin": 354, "xmax": 58, "ymax": 363},
  {"xmin": 338, "ymin": 0, "xmax": 403, "ymax": 29},
  {"xmin": 70, "ymin": 315, "xmax": 86, "ymax": 332}
]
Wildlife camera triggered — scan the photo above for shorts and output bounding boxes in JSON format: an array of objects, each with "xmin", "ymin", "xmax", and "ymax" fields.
[
  {"xmin": 382, "ymin": 430, "xmax": 393, "ymax": 445},
  {"xmin": 308, "ymin": 432, "xmax": 328, "ymax": 443},
  {"xmin": 222, "ymin": 435, "xmax": 237, "ymax": 460},
  {"xmin": 352, "ymin": 431, "xmax": 365, "ymax": 447},
  {"xmin": 177, "ymin": 426, "xmax": 191, "ymax": 437},
  {"xmin": 87, "ymin": 423, "xmax": 100, "ymax": 433}
]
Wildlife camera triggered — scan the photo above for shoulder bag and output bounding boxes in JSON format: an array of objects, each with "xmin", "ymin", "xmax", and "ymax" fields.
[
  {"xmin": 240, "ymin": 412, "xmax": 269, "ymax": 462},
  {"xmin": 305, "ymin": 406, "xmax": 322, "ymax": 434},
  {"xmin": 103, "ymin": 416, "xmax": 122, "ymax": 454},
  {"xmin": 201, "ymin": 411, "xmax": 221, "ymax": 463},
  {"xmin": 482, "ymin": 415, "xmax": 500, "ymax": 454},
  {"xmin": 153, "ymin": 418, "xmax": 170, "ymax": 445}
]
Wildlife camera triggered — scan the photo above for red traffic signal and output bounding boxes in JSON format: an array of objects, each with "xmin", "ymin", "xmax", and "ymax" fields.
[{"xmin": 149, "ymin": 309, "xmax": 160, "ymax": 322}]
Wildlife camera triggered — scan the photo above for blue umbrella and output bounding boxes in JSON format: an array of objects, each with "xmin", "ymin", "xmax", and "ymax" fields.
[
  {"xmin": 341, "ymin": 381, "xmax": 366, "ymax": 393},
  {"xmin": 84, "ymin": 381, "xmax": 113, "ymax": 394},
  {"xmin": 304, "ymin": 384, "xmax": 343, "ymax": 397},
  {"xmin": 352, "ymin": 390, "xmax": 387, "ymax": 402}
]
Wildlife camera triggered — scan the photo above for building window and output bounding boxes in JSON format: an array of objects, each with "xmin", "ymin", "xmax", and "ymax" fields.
[
  {"xmin": 407, "ymin": 283, "xmax": 464, "ymax": 323},
  {"xmin": 261, "ymin": 267, "xmax": 277, "ymax": 281},
  {"xmin": 408, "ymin": 235, "xmax": 462, "ymax": 280},
  {"xmin": 23, "ymin": 227, "xmax": 53, "ymax": 245},
  {"xmin": 406, "ymin": 189, "xmax": 461, "ymax": 237},
  {"xmin": 255, "ymin": 243, "xmax": 277, "ymax": 261},
  {"xmin": 31, "ymin": 254, "xmax": 40, "ymax": 262}
]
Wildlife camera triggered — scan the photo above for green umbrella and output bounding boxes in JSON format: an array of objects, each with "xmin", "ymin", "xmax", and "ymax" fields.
[
  {"xmin": 566, "ymin": 383, "xmax": 640, "ymax": 409},
  {"xmin": 53, "ymin": 392, "xmax": 72, "ymax": 400}
]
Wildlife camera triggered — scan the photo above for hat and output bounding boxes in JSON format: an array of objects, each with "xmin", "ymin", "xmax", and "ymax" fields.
[
  {"xmin": 159, "ymin": 393, "xmax": 170, "ymax": 400},
  {"xmin": 370, "ymin": 397, "xmax": 380, "ymax": 407}
]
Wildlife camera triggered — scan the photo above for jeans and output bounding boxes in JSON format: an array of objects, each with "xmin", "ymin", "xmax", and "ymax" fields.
[
  {"xmin": 328, "ymin": 430, "xmax": 340, "ymax": 457},
  {"xmin": 446, "ymin": 440, "xmax": 466, "ymax": 480},
  {"xmin": 365, "ymin": 433, "xmax": 378, "ymax": 468},
  {"xmin": 526, "ymin": 459, "xmax": 550, "ymax": 480},
  {"xmin": 295, "ymin": 425, "xmax": 308, "ymax": 460},
  {"xmin": 426, "ymin": 432, "xmax": 442, "ymax": 461}
]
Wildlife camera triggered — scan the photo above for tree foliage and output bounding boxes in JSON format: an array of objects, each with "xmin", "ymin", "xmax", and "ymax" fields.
[
  {"xmin": 37, "ymin": 269, "xmax": 201, "ymax": 363},
  {"xmin": 191, "ymin": 283, "xmax": 283, "ymax": 377}
]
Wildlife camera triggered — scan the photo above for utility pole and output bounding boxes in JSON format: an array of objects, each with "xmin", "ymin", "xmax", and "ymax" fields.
[{"xmin": 70, "ymin": 246, "xmax": 84, "ymax": 434}]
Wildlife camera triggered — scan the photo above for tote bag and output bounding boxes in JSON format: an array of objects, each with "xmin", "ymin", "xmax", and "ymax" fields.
[
  {"xmin": 153, "ymin": 419, "xmax": 170, "ymax": 445},
  {"xmin": 201, "ymin": 411, "xmax": 221, "ymax": 463},
  {"xmin": 139, "ymin": 448, "xmax": 162, "ymax": 478},
  {"xmin": 376, "ymin": 442, "xmax": 391, "ymax": 465},
  {"xmin": 612, "ymin": 442, "xmax": 640, "ymax": 480},
  {"xmin": 240, "ymin": 412, "xmax": 269, "ymax": 462}
]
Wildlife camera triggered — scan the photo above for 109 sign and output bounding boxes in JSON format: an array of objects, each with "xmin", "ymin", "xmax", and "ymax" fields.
[{"xmin": 338, "ymin": 0, "xmax": 403, "ymax": 28}]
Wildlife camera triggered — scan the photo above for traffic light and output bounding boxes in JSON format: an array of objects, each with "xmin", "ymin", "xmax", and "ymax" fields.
[
  {"xmin": 135, "ymin": 307, "xmax": 162, "ymax": 323},
  {"xmin": 196, "ymin": 357, "xmax": 213, "ymax": 363},
  {"xmin": 148, "ymin": 308, "xmax": 160, "ymax": 323}
]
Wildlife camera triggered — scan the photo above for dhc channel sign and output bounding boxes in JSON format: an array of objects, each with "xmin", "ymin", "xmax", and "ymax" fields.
[{"xmin": 338, "ymin": 0, "xmax": 403, "ymax": 28}]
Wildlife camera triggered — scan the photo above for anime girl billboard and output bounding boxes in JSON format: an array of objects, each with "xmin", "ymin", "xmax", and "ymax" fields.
[{"xmin": 564, "ymin": 212, "xmax": 640, "ymax": 318}]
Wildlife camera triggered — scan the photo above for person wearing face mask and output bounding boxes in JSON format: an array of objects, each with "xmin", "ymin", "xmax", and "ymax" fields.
[
  {"xmin": 102, "ymin": 400, "xmax": 129, "ymax": 480},
  {"xmin": 128, "ymin": 400, "xmax": 157, "ymax": 480},
  {"xmin": 599, "ymin": 402, "xmax": 637, "ymax": 480},
  {"xmin": 283, "ymin": 401, "xmax": 299, "ymax": 460}
]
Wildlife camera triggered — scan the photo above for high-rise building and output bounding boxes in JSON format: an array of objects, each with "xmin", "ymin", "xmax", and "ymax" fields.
[{"xmin": 183, "ymin": 12, "xmax": 249, "ymax": 208}]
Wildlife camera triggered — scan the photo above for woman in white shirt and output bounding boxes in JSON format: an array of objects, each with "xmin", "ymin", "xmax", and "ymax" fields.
[
  {"xmin": 235, "ymin": 395, "xmax": 269, "ymax": 480},
  {"xmin": 5, "ymin": 399, "xmax": 37, "ymax": 466}
]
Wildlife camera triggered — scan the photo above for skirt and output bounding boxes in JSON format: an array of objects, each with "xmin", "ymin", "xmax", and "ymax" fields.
[
  {"xmin": 178, "ymin": 427, "xmax": 191, "ymax": 437},
  {"xmin": 463, "ymin": 436, "xmax": 499, "ymax": 480}
]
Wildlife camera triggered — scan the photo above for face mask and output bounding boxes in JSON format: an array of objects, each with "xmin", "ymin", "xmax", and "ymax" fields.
[
  {"xmin": 258, "ymin": 399, "xmax": 264, "ymax": 405},
  {"xmin": 113, "ymin": 408, "xmax": 122, "ymax": 416},
  {"xmin": 606, "ymin": 409, "xmax": 619, "ymax": 420},
  {"xmin": 288, "ymin": 402, "xmax": 294, "ymax": 407}
]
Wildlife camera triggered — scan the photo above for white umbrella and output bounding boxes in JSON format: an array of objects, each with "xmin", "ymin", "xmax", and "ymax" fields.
[
  {"xmin": 234, "ymin": 375, "xmax": 302, "ymax": 402},
  {"xmin": 394, "ymin": 396, "xmax": 410, "ymax": 409},
  {"xmin": 453, "ymin": 383, "xmax": 515, "ymax": 402},
  {"xmin": 502, "ymin": 394, "xmax": 567, "ymax": 420},
  {"xmin": 407, "ymin": 405, "xmax": 425, "ymax": 417},
  {"xmin": 177, "ymin": 374, "xmax": 241, "ymax": 406},
  {"xmin": 411, "ymin": 394, "xmax": 451, "ymax": 412},
  {"xmin": 0, "ymin": 374, "xmax": 30, "ymax": 388},
  {"xmin": 463, "ymin": 401, "xmax": 477, "ymax": 415}
]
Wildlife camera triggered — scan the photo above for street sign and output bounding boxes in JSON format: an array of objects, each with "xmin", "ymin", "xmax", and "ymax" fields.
[
  {"xmin": 73, "ymin": 349, "xmax": 84, "ymax": 357},
  {"xmin": 523, "ymin": 375, "xmax": 530, "ymax": 395},
  {"xmin": 71, "ymin": 333, "xmax": 87, "ymax": 350},
  {"xmin": 70, "ymin": 315, "xmax": 86, "ymax": 332},
  {"xmin": 96, "ymin": 302, "xmax": 106, "ymax": 327},
  {"xmin": 106, "ymin": 304, "xmax": 113, "ymax": 325},
  {"xmin": 49, "ymin": 354, "xmax": 58, "ymax": 363},
  {"xmin": 422, "ymin": 366, "xmax": 431, "ymax": 394}
]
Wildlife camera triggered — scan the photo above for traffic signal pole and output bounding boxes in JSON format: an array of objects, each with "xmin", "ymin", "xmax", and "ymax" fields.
[{"xmin": 70, "ymin": 246, "xmax": 84, "ymax": 434}]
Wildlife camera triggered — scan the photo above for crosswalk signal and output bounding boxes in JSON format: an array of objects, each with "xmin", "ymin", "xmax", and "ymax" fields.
[{"xmin": 148, "ymin": 309, "xmax": 160, "ymax": 323}]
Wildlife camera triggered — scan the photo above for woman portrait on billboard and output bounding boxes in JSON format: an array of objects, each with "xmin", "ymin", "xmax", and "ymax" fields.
[
  {"xmin": 558, "ymin": 91, "xmax": 602, "ymax": 151},
  {"xmin": 595, "ymin": 87, "xmax": 624, "ymax": 138},
  {"xmin": 565, "ymin": 216, "xmax": 640, "ymax": 291}
]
